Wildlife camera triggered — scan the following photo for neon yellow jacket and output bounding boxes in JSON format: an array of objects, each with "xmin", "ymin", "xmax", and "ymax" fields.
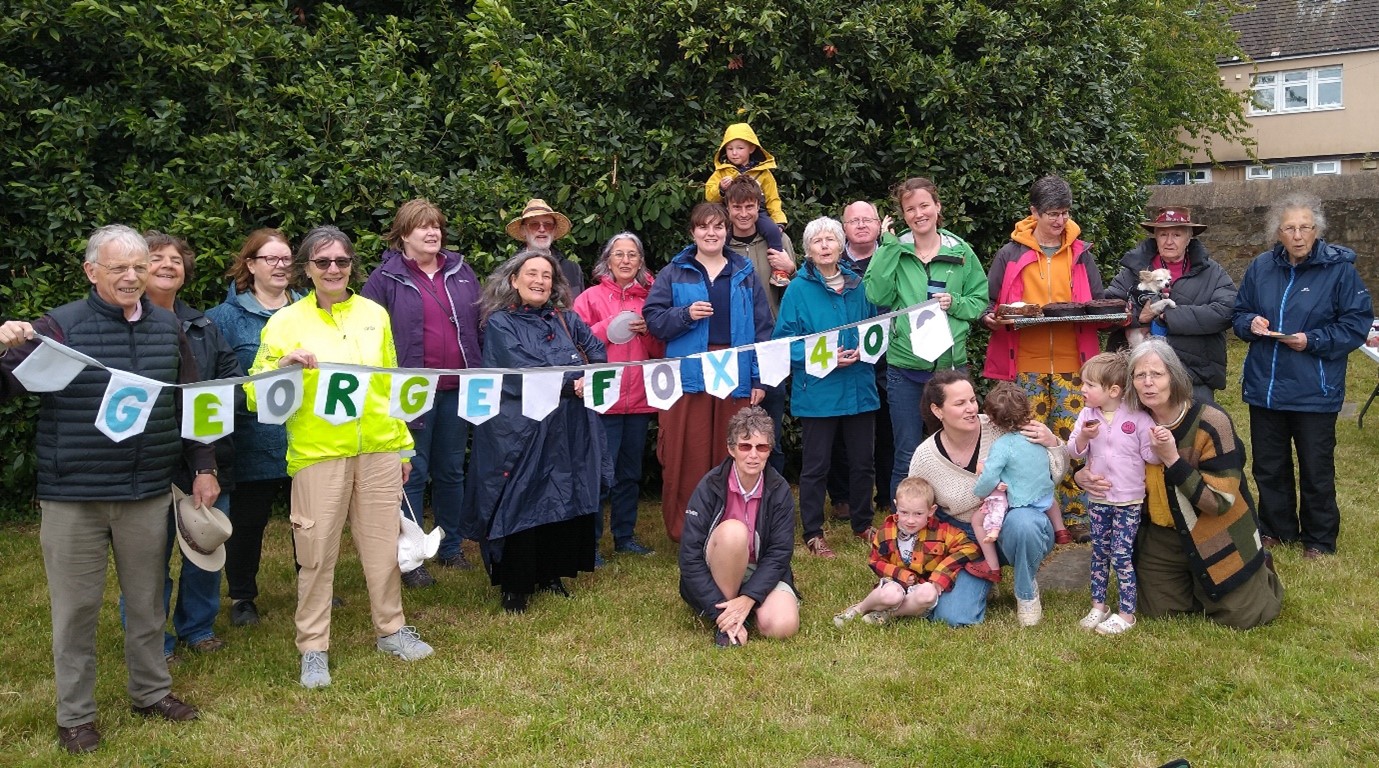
[
  {"xmin": 704, "ymin": 122, "xmax": 787, "ymax": 224},
  {"xmin": 247, "ymin": 291, "xmax": 413, "ymax": 476}
]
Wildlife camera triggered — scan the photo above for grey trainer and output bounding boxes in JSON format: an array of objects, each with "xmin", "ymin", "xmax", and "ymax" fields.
[
  {"xmin": 377, "ymin": 626, "xmax": 433, "ymax": 661},
  {"xmin": 300, "ymin": 651, "xmax": 330, "ymax": 689}
]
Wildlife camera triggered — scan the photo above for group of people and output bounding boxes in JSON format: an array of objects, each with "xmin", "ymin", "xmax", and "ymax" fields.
[{"xmin": 0, "ymin": 144, "xmax": 1372, "ymax": 751}]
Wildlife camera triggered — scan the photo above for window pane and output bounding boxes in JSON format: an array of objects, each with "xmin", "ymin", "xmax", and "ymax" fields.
[
  {"xmin": 1253, "ymin": 88, "xmax": 1276, "ymax": 112},
  {"xmin": 1275, "ymin": 162, "xmax": 1311, "ymax": 178},
  {"xmin": 1158, "ymin": 171, "xmax": 1187, "ymax": 185},
  {"xmin": 1284, "ymin": 70, "xmax": 1308, "ymax": 83},
  {"xmin": 1253, "ymin": 73, "xmax": 1276, "ymax": 86},
  {"xmin": 1313, "ymin": 162, "xmax": 1339, "ymax": 175},
  {"xmin": 1318, "ymin": 67, "xmax": 1341, "ymax": 80},
  {"xmin": 1318, "ymin": 81, "xmax": 1341, "ymax": 106},
  {"xmin": 1284, "ymin": 84, "xmax": 1309, "ymax": 109}
]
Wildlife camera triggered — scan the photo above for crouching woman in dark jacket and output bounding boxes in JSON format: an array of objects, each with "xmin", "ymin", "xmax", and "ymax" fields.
[
  {"xmin": 464, "ymin": 250, "xmax": 606, "ymax": 614},
  {"xmin": 679, "ymin": 406, "xmax": 799, "ymax": 647}
]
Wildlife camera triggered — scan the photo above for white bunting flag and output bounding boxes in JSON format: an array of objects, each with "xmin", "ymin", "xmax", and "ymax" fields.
[
  {"xmin": 858, "ymin": 320, "xmax": 890, "ymax": 364},
  {"xmin": 251, "ymin": 368, "xmax": 303, "ymax": 425},
  {"xmin": 181, "ymin": 383, "xmax": 235, "ymax": 444},
  {"xmin": 908, "ymin": 303, "xmax": 954, "ymax": 362},
  {"xmin": 12, "ymin": 339, "xmax": 91, "ymax": 392},
  {"xmin": 583, "ymin": 367, "xmax": 623, "ymax": 414},
  {"xmin": 95, "ymin": 371, "xmax": 163, "ymax": 443},
  {"xmin": 701, "ymin": 349, "xmax": 739, "ymax": 400},
  {"xmin": 520, "ymin": 371, "xmax": 562, "ymax": 421},
  {"xmin": 803, "ymin": 330, "xmax": 840, "ymax": 379},
  {"xmin": 459, "ymin": 373, "xmax": 503, "ymax": 425},
  {"xmin": 642, "ymin": 360, "xmax": 683, "ymax": 411},
  {"xmin": 389, "ymin": 373, "xmax": 438, "ymax": 420},
  {"xmin": 313, "ymin": 368, "xmax": 370, "ymax": 426},
  {"xmin": 754, "ymin": 339, "xmax": 791, "ymax": 387}
]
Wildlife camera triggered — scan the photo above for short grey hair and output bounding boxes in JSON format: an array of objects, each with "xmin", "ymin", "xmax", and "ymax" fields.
[
  {"xmin": 480, "ymin": 249, "xmax": 572, "ymax": 319},
  {"xmin": 1266, "ymin": 192, "xmax": 1327, "ymax": 243},
  {"xmin": 591, "ymin": 232, "xmax": 651, "ymax": 287},
  {"xmin": 295, "ymin": 225, "xmax": 356, "ymax": 288},
  {"xmin": 801, "ymin": 217, "xmax": 846, "ymax": 262},
  {"xmin": 85, "ymin": 225, "xmax": 148, "ymax": 264},
  {"xmin": 1124, "ymin": 338, "xmax": 1195, "ymax": 413},
  {"xmin": 726, "ymin": 405, "xmax": 775, "ymax": 447},
  {"xmin": 1029, "ymin": 175, "xmax": 1073, "ymax": 212}
]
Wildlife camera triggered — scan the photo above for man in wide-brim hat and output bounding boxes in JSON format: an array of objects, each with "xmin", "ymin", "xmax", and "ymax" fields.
[
  {"xmin": 506, "ymin": 198, "xmax": 584, "ymax": 292},
  {"xmin": 1106, "ymin": 204, "xmax": 1237, "ymax": 403}
]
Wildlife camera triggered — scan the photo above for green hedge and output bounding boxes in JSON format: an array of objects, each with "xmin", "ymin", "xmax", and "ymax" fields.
[{"xmin": 0, "ymin": 0, "xmax": 1248, "ymax": 517}]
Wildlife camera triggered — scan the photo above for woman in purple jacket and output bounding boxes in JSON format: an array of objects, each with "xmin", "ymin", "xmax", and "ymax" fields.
[{"xmin": 362, "ymin": 199, "xmax": 483, "ymax": 583}]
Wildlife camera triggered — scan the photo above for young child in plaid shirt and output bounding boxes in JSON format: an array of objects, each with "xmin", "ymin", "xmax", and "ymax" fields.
[{"xmin": 834, "ymin": 477, "xmax": 978, "ymax": 626}]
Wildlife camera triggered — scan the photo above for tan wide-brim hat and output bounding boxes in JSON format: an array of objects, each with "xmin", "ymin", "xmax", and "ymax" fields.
[
  {"xmin": 171, "ymin": 485, "xmax": 232, "ymax": 572},
  {"xmin": 1141, "ymin": 206, "xmax": 1207, "ymax": 235},
  {"xmin": 505, "ymin": 198, "xmax": 573, "ymax": 241}
]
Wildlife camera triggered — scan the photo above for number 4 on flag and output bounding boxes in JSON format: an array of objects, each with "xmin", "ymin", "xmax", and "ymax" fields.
[{"xmin": 804, "ymin": 330, "xmax": 840, "ymax": 378}]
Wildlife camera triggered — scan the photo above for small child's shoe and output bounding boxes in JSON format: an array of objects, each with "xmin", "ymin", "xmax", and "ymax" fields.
[
  {"xmin": 1095, "ymin": 614, "xmax": 1136, "ymax": 635},
  {"xmin": 1054, "ymin": 529, "xmax": 1073, "ymax": 545},
  {"xmin": 833, "ymin": 605, "xmax": 863, "ymax": 628},
  {"xmin": 860, "ymin": 610, "xmax": 893, "ymax": 625},
  {"xmin": 1078, "ymin": 606, "xmax": 1111, "ymax": 630},
  {"xmin": 964, "ymin": 561, "xmax": 1002, "ymax": 584}
]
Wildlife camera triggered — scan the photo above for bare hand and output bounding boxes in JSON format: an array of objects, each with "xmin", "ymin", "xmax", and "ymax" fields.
[
  {"xmin": 1138, "ymin": 302, "xmax": 1159, "ymax": 324},
  {"xmin": 0, "ymin": 320, "xmax": 35, "ymax": 348},
  {"xmin": 401, "ymin": 461, "xmax": 412, "ymax": 485},
  {"xmin": 278, "ymin": 348, "xmax": 318, "ymax": 369},
  {"xmin": 1280, "ymin": 332, "xmax": 1308, "ymax": 352},
  {"xmin": 1020, "ymin": 420, "xmax": 1058, "ymax": 447},
  {"xmin": 627, "ymin": 316, "xmax": 648, "ymax": 335},
  {"xmin": 687, "ymin": 301, "xmax": 714, "ymax": 321},
  {"xmin": 836, "ymin": 348, "xmax": 859, "ymax": 368},
  {"xmin": 191, "ymin": 473, "xmax": 221, "ymax": 509},
  {"xmin": 1150, "ymin": 425, "xmax": 1179, "ymax": 465},
  {"xmin": 881, "ymin": 215, "xmax": 894, "ymax": 234},
  {"xmin": 718, "ymin": 176, "xmax": 733, "ymax": 192},
  {"xmin": 749, "ymin": 387, "xmax": 765, "ymax": 406},
  {"xmin": 765, "ymin": 248, "xmax": 794, "ymax": 273},
  {"xmin": 714, "ymin": 594, "xmax": 755, "ymax": 638},
  {"xmin": 1249, "ymin": 315, "xmax": 1270, "ymax": 336},
  {"xmin": 980, "ymin": 313, "xmax": 1001, "ymax": 331},
  {"xmin": 573, "ymin": 376, "xmax": 585, "ymax": 398},
  {"xmin": 933, "ymin": 292, "xmax": 952, "ymax": 311},
  {"xmin": 1080, "ymin": 418, "xmax": 1101, "ymax": 442},
  {"xmin": 1074, "ymin": 467, "xmax": 1113, "ymax": 497}
]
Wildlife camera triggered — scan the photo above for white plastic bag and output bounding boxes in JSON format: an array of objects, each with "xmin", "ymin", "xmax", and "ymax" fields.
[{"xmin": 397, "ymin": 496, "xmax": 442, "ymax": 572}]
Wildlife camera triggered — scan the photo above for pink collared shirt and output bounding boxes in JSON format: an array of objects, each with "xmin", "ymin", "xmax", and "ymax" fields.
[{"xmin": 723, "ymin": 467, "xmax": 763, "ymax": 563}]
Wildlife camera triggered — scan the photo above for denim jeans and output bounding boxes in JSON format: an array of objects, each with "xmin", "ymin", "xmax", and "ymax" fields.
[
  {"xmin": 403, "ymin": 387, "xmax": 469, "ymax": 560},
  {"xmin": 939, "ymin": 505, "xmax": 1052, "ymax": 602},
  {"xmin": 119, "ymin": 491, "xmax": 228, "ymax": 654},
  {"xmin": 887, "ymin": 366, "xmax": 931, "ymax": 500},
  {"xmin": 597, "ymin": 413, "xmax": 653, "ymax": 545}
]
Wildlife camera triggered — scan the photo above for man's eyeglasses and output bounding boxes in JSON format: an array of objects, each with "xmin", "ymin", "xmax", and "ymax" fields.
[
  {"xmin": 309, "ymin": 257, "xmax": 353, "ymax": 270},
  {"xmin": 251, "ymin": 255, "xmax": 293, "ymax": 267},
  {"xmin": 736, "ymin": 442, "xmax": 772, "ymax": 454},
  {"xmin": 843, "ymin": 217, "xmax": 879, "ymax": 227},
  {"xmin": 526, "ymin": 220, "xmax": 557, "ymax": 231},
  {"xmin": 1280, "ymin": 225, "xmax": 1316, "ymax": 236},
  {"xmin": 93, "ymin": 262, "xmax": 149, "ymax": 277}
]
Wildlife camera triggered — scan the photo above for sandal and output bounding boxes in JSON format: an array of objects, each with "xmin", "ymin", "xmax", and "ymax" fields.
[
  {"xmin": 1078, "ymin": 607, "xmax": 1111, "ymax": 630},
  {"xmin": 833, "ymin": 605, "xmax": 862, "ymax": 628},
  {"xmin": 860, "ymin": 610, "xmax": 893, "ymax": 625},
  {"xmin": 1095, "ymin": 614, "xmax": 1136, "ymax": 635}
]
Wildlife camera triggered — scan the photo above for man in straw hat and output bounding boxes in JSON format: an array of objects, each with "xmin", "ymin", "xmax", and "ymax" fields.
[
  {"xmin": 507, "ymin": 198, "xmax": 584, "ymax": 292},
  {"xmin": 0, "ymin": 225, "xmax": 217, "ymax": 754},
  {"xmin": 1105, "ymin": 206, "xmax": 1237, "ymax": 403}
]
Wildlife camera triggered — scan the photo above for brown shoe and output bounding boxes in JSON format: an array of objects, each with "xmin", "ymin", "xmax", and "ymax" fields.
[
  {"xmin": 188, "ymin": 636, "xmax": 225, "ymax": 653},
  {"xmin": 854, "ymin": 526, "xmax": 877, "ymax": 544},
  {"xmin": 1260, "ymin": 535, "xmax": 1283, "ymax": 549},
  {"xmin": 805, "ymin": 536, "xmax": 836, "ymax": 559},
  {"xmin": 1303, "ymin": 547, "xmax": 1329, "ymax": 560},
  {"xmin": 830, "ymin": 502, "xmax": 851, "ymax": 521},
  {"xmin": 133, "ymin": 693, "xmax": 199, "ymax": 722},
  {"xmin": 57, "ymin": 722, "xmax": 100, "ymax": 754},
  {"xmin": 1065, "ymin": 522, "xmax": 1092, "ymax": 544}
]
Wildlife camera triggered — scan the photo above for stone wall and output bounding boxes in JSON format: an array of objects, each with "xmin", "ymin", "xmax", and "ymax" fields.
[{"xmin": 1147, "ymin": 174, "xmax": 1379, "ymax": 293}]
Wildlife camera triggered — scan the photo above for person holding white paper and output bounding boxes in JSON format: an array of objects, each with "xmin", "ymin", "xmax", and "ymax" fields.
[
  {"xmin": 464, "ymin": 250, "xmax": 606, "ymax": 614},
  {"xmin": 773, "ymin": 217, "xmax": 879, "ymax": 557},
  {"xmin": 0, "ymin": 224, "xmax": 215, "ymax": 754},
  {"xmin": 248, "ymin": 225, "xmax": 430, "ymax": 690}
]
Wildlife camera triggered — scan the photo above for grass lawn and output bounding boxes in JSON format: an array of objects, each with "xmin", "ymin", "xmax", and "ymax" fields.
[{"xmin": 2, "ymin": 340, "xmax": 1378, "ymax": 767}]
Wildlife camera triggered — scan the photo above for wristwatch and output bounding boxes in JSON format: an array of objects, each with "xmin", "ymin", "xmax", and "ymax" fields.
[{"xmin": 195, "ymin": 468, "xmax": 218, "ymax": 477}]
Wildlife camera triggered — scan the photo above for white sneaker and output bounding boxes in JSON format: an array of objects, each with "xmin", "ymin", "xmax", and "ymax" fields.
[
  {"xmin": 1095, "ymin": 614, "xmax": 1136, "ymax": 635},
  {"xmin": 300, "ymin": 651, "xmax": 330, "ymax": 689},
  {"xmin": 1016, "ymin": 579, "xmax": 1042, "ymax": 627},
  {"xmin": 377, "ymin": 626, "xmax": 434, "ymax": 661},
  {"xmin": 860, "ymin": 610, "xmax": 893, "ymax": 625},
  {"xmin": 833, "ymin": 605, "xmax": 863, "ymax": 628},
  {"xmin": 1078, "ymin": 606, "xmax": 1111, "ymax": 630}
]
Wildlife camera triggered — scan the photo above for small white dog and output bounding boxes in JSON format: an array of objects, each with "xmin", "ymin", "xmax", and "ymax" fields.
[{"xmin": 1126, "ymin": 268, "xmax": 1176, "ymax": 346}]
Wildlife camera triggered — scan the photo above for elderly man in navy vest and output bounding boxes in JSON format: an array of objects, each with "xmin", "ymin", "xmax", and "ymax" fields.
[{"xmin": 0, "ymin": 225, "xmax": 219, "ymax": 754}]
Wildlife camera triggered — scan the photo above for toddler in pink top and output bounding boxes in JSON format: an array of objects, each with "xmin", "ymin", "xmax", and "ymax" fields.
[{"xmin": 1066, "ymin": 351, "xmax": 1158, "ymax": 635}]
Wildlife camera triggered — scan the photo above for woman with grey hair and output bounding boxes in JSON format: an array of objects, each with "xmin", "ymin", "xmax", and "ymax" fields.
[
  {"xmin": 1080, "ymin": 338, "xmax": 1283, "ymax": 629},
  {"xmin": 1232, "ymin": 193, "xmax": 1372, "ymax": 559},
  {"xmin": 572, "ymin": 233, "xmax": 663, "ymax": 563},
  {"xmin": 773, "ymin": 217, "xmax": 879, "ymax": 556},
  {"xmin": 463, "ymin": 250, "xmax": 607, "ymax": 612}
]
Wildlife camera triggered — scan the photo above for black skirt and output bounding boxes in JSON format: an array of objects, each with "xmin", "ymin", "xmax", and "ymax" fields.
[{"xmin": 487, "ymin": 514, "xmax": 596, "ymax": 595}]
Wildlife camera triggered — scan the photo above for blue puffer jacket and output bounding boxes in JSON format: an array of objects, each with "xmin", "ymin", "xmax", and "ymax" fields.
[
  {"xmin": 643, "ymin": 245, "xmax": 773, "ymax": 398},
  {"xmin": 1232, "ymin": 240, "xmax": 1373, "ymax": 412},
  {"xmin": 773, "ymin": 262, "xmax": 879, "ymax": 418},
  {"xmin": 205, "ymin": 284, "xmax": 302, "ymax": 482}
]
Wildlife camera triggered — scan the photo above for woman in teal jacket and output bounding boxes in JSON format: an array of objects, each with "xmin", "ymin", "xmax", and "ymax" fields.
[{"xmin": 774, "ymin": 217, "xmax": 879, "ymax": 557}]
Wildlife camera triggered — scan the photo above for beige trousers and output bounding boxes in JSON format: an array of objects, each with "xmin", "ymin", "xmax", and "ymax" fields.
[{"xmin": 291, "ymin": 453, "xmax": 407, "ymax": 652}]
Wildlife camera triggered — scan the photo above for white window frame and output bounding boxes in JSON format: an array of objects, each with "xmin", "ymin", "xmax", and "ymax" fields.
[
  {"xmin": 1245, "ymin": 160, "xmax": 1342, "ymax": 180},
  {"xmin": 1312, "ymin": 160, "xmax": 1340, "ymax": 175},
  {"xmin": 1249, "ymin": 66, "xmax": 1343, "ymax": 115},
  {"xmin": 1246, "ymin": 165, "xmax": 1272, "ymax": 180},
  {"xmin": 1156, "ymin": 168, "xmax": 1212, "ymax": 186}
]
